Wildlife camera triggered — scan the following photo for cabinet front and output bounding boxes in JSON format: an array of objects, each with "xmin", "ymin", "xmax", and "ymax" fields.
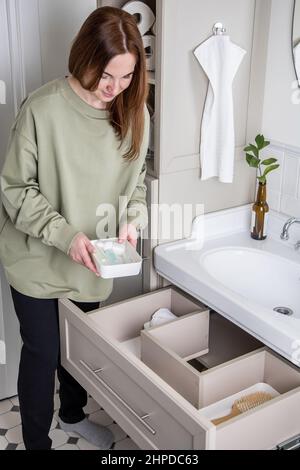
[{"xmin": 64, "ymin": 319, "xmax": 196, "ymax": 449}]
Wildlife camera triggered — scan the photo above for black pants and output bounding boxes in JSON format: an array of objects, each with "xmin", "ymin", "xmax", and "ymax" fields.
[{"xmin": 10, "ymin": 285, "xmax": 101, "ymax": 450}]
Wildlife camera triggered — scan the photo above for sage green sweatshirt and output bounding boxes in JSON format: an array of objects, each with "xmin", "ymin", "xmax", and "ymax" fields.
[{"xmin": 0, "ymin": 78, "xmax": 149, "ymax": 301}]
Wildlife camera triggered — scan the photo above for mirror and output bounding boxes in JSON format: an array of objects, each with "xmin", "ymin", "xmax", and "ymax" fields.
[{"xmin": 293, "ymin": 0, "xmax": 300, "ymax": 86}]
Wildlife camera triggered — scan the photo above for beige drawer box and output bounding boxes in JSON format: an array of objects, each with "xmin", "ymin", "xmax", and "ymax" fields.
[
  {"xmin": 64, "ymin": 320, "xmax": 193, "ymax": 449},
  {"xmin": 58, "ymin": 286, "xmax": 300, "ymax": 450}
]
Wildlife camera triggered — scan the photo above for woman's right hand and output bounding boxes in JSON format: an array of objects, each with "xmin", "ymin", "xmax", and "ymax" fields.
[{"xmin": 68, "ymin": 232, "xmax": 101, "ymax": 277}]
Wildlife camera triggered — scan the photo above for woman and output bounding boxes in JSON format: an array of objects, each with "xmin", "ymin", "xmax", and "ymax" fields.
[{"xmin": 0, "ymin": 6, "xmax": 149, "ymax": 450}]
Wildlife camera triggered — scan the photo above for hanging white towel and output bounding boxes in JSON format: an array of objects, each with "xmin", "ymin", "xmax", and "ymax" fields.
[
  {"xmin": 194, "ymin": 35, "xmax": 246, "ymax": 183},
  {"xmin": 294, "ymin": 42, "xmax": 300, "ymax": 86}
]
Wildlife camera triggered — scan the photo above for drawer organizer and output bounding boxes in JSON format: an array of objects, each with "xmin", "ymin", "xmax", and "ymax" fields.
[
  {"xmin": 59, "ymin": 286, "xmax": 300, "ymax": 450},
  {"xmin": 141, "ymin": 311, "xmax": 210, "ymax": 408}
]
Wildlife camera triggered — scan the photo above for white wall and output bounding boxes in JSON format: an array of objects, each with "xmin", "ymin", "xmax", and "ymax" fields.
[
  {"xmin": 38, "ymin": 0, "xmax": 97, "ymax": 83},
  {"xmin": 262, "ymin": 0, "xmax": 300, "ymax": 149},
  {"xmin": 260, "ymin": 142, "xmax": 300, "ymax": 217}
]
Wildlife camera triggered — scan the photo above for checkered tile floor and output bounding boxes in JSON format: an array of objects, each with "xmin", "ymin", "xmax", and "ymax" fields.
[{"xmin": 0, "ymin": 393, "xmax": 140, "ymax": 450}]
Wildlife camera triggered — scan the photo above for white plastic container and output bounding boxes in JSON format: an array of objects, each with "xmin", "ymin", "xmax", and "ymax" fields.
[
  {"xmin": 199, "ymin": 382, "xmax": 280, "ymax": 422},
  {"xmin": 91, "ymin": 238, "xmax": 142, "ymax": 279}
]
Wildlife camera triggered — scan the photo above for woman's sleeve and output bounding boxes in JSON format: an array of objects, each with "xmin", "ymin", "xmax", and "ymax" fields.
[
  {"xmin": 126, "ymin": 106, "xmax": 150, "ymax": 231},
  {"xmin": 126, "ymin": 160, "xmax": 148, "ymax": 231},
  {"xmin": 0, "ymin": 129, "xmax": 80, "ymax": 255}
]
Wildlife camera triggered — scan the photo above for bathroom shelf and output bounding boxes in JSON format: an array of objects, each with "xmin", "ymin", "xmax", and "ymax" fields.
[{"xmin": 147, "ymin": 71, "xmax": 155, "ymax": 85}]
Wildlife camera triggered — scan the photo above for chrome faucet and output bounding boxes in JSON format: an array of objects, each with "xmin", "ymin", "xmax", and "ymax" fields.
[{"xmin": 280, "ymin": 218, "xmax": 300, "ymax": 247}]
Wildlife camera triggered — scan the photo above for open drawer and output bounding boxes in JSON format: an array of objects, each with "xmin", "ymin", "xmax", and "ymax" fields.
[{"xmin": 58, "ymin": 286, "xmax": 300, "ymax": 450}]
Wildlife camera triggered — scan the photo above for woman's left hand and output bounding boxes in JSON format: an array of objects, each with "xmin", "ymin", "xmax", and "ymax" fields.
[{"xmin": 118, "ymin": 224, "xmax": 138, "ymax": 248}]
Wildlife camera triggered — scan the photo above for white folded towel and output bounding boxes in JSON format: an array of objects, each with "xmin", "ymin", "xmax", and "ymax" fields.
[
  {"xmin": 144, "ymin": 308, "xmax": 177, "ymax": 330},
  {"xmin": 194, "ymin": 35, "xmax": 246, "ymax": 183},
  {"xmin": 294, "ymin": 42, "xmax": 300, "ymax": 86}
]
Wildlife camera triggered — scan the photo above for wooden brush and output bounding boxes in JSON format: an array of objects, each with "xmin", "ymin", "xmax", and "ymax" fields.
[{"xmin": 211, "ymin": 391, "xmax": 274, "ymax": 426}]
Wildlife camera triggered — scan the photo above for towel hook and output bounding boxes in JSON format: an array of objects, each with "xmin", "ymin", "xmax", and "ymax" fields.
[{"xmin": 213, "ymin": 22, "xmax": 226, "ymax": 35}]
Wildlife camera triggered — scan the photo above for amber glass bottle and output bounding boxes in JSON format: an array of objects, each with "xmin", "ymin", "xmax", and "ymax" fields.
[{"xmin": 251, "ymin": 182, "xmax": 269, "ymax": 240}]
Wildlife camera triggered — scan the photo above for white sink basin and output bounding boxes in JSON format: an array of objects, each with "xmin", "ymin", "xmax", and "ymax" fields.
[
  {"xmin": 154, "ymin": 206, "xmax": 300, "ymax": 366},
  {"xmin": 201, "ymin": 247, "xmax": 300, "ymax": 319}
]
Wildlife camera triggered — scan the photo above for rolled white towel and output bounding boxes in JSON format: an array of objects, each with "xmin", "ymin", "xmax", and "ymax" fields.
[{"xmin": 144, "ymin": 308, "xmax": 177, "ymax": 330}]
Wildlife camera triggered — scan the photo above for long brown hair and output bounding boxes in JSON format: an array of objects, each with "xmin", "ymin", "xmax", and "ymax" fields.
[{"xmin": 69, "ymin": 6, "xmax": 149, "ymax": 161}]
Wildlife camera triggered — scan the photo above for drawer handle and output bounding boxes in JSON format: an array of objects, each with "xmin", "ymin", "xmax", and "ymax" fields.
[{"xmin": 79, "ymin": 359, "xmax": 156, "ymax": 436}]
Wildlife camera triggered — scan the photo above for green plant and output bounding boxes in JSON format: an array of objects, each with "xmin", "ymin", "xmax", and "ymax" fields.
[{"xmin": 244, "ymin": 134, "xmax": 280, "ymax": 184}]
